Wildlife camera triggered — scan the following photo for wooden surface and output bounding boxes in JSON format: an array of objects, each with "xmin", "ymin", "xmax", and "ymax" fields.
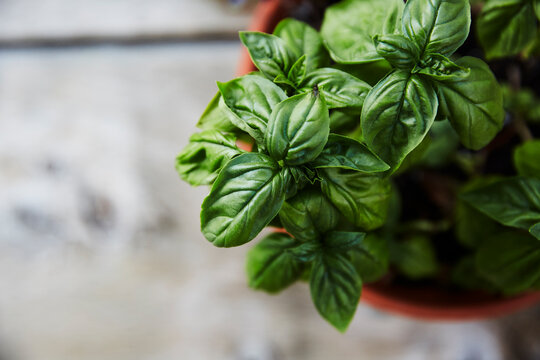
[
  {"xmin": 0, "ymin": 1, "xmax": 538, "ymax": 360},
  {"xmin": 0, "ymin": 0, "xmax": 254, "ymax": 43}
]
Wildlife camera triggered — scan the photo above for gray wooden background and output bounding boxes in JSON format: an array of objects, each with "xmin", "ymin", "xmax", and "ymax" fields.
[{"xmin": 0, "ymin": 1, "xmax": 538, "ymax": 359}]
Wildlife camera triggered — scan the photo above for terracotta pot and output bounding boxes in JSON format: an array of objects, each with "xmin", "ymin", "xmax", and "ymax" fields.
[{"xmin": 236, "ymin": 0, "xmax": 540, "ymax": 320}]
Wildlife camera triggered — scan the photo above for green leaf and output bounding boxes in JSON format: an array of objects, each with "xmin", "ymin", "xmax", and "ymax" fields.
[
  {"xmin": 382, "ymin": 0, "xmax": 405, "ymax": 35},
  {"xmin": 452, "ymin": 256, "xmax": 497, "ymax": 292},
  {"xmin": 514, "ymin": 140, "xmax": 540, "ymax": 178},
  {"xmin": 391, "ymin": 235, "xmax": 439, "ymax": 279},
  {"xmin": 349, "ymin": 233, "xmax": 389, "ymax": 283},
  {"xmin": 374, "ymin": 34, "xmax": 420, "ymax": 69},
  {"xmin": 266, "ymin": 91, "xmax": 330, "ymax": 166},
  {"xmin": 415, "ymin": 53, "xmax": 470, "ymax": 81},
  {"xmin": 290, "ymin": 241, "xmax": 321, "ymax": 262},
  {"xmin": 402, "ymin": 0, "xmax": 471, "ymax": 57},
  {"xmin": 536, "ymin": 0, "xmax": 540, "ymax": 20},
  {"xmin": 461, "ymin": 177, "xmax": 540, "ymax": 231},
  {"xmin": 524, "ymin": 28, "xmax": 540, "ymax": 59},
  {"xmin": 287, "ymin": 55, "xmax": 307, "ymax": 86},
  {"xmin": 393, "ymin": 134, "xmax": 432, "ymax": 174},
  {"xmin": 319, "ymin": 168, "xmax": 391, "ymax": 230},
  {"xmin": 218, "ymin": 75, "xmax": 287, "ymax": 145},
  {"xmin": 279, "ymin": 190, "xmax": 341, "ymax": 242},
  {"xmin": 274, "ymin": 74, "xmax": 297, "ymax": 89},
  {"xmin": 476, "ymin": 231, "xmax": 540, "ymax": 294},
  {"xmin": 196, "ymin": 92, "xmax": 238, "ymax": 132},
  {"xmin": 273, "ymin": 18, "xmax": 330, "ymax": 72},
  {"xmin": 311, "ymin": 134, "xmax": 390, "ymax": 173},
  {"xmin": 239, "ymin": 31, "xmax": 296, "ymax": 80},
  {"xmin": 420, "ymin": 119, "xmax": 460, "ymax": 168},
  {"xmin": 502, "ymin": 85, "xmax": 540, "ymax": 123},
  {"xmin": 530, "ymin": 222, "xmax": 540, "ymax": 240},
  {"xmin": 201, "ymin": 153, "xmax": 286, "ymax": 247},
  {"xmin": 176, "ymin": 130, "xmax": 244, "ymax": 186},
  {"xmin": 321, "ymin": 0, "xmax": 405, "ymax": 63},
  {"xmin": 324, "ymin": 231, "xmax": 366, "ymax": 251},
  {"xmin": 361, "ymin": 70, "xmax": 438, "ymax": 170},
  {"xmin": 436, "ymin": 57, "xmax": 504, "ymax": 150},
  {"xmin": 299, "ymin": 68, "xmax": 372, "ymax": 109},
  {"xmin": 455, "ymin": 200, "xmax": 506, "ymax": 249},
  {"xmin": 310, "ymin": 253, "xmax": 362, "ymax": 332},
  {"xmin": 455, "ymin": 177, "xmax": 507, "ymax": 248},
  {"xmin": 281, "ymin": 166, "xmax": 313, "ymax": 200},
  {"xmin": 477, "ymin": 0, "xmax": 537, "ymax": 59},
  {"xmin": 246, "ymin": 232, "xmax": 305, "ymax": 293}
]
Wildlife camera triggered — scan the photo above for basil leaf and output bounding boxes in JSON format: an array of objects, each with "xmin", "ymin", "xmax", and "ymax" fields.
[
  {"xmin": 311, "ymin": 134, "xmax": 390, "ymax": 173},
  {"xmin": 274, "ymin": 74, "xmax": 297, "ymax": 90},
  {"xmin": 361, "ymin": 70, "xmax": 438, "ymax": 170},
  {"xmin": 239, "ymin": 31, "xmax": 296, "ymax": 80},
  {"xmin": 196, "ymin": 92, "xmax": 238, "ymax": 132},
  {"xmin": 421, "ymin": 120, "xmax": 460, "ymax": 168},
  {"xmin": 416, "ymin": 53, "xmax": 470, "ymax": 81},
  {"xmin": 502, "ymin": 85, "xmax": 540, "ymax": 123},
  {"xmin": 476, "ymin": 231, "xmax": 540, "ymax": 294},
  {"xmin": 514, "ymin": 140, "xmax": 540, "ymax": 178},
  {"xmin": 176, "ymin": 130, "xmax": 244, "ymax": 186},
  {"xmin": 201, "ymin": 153, "xmax": 286, "ymax": 247},
  {"xmin": 402, "ymin": 0, "xmax": 471, "ymax": 57},
  {"xmin": 477, "ymin": 0, "xmax": 537, "ymax": 59},
  {"xmin": 530, "ymin": 222, "xmax": 540, "ymax": 240},
  {"xmin": 382, "ymin": 0, "xmax": 405, "ymax": 35},
  {"xmin": 390, "ymin": 235, "xmax": 439, "ymax": 279},
  {"xmin": 321, "ymin": 0, "xmax": 405, "ymax": 63},
  {"xmin": 456, "ymin": 201, "xmax": 506, "ymax": 249},
  {"xmin": 374, "ymin": 34, "xmax": 420, "ymax": 69},
  {"xmin": 319, "ymin": 168, "xmax": 391, "ymax": 231},
  {"xmin": 290, "ymin": 241, "xmax": 321, "ymax": 262},
  {"xmin": 436, "ymin": 57, "xmax": 504, "ymax": 150},
  {"xmin": 281, "ymin": 166, "xmax": 312, "ymax": 200},
  {"xmin": 279, "ymin": 190, "xmax": 341, "ymax": 242},
  {"xmin": 287, "ymin": 55, "xmax": 307, "ymax": 86},
  {"xmin": 246, "ymin": 232, "xmax": 305, "ymax": 293},
  {"xmin": 286, "ymin": 165, "xmax": 316, "ymax": 185},
  {"xmin": 452, "ymin": 257, "xmax": 497, "ymax": 292},
  {"xmin": 324, "ymin": 231, "xmax": 366, "ymax": 251},
  {"xmin": 266, "ymin": 91, "xmax": 330, "ymax": 166},
  {"xmin": 310, "ymin": 253, "xmax": 362, "ymax": 332},
  {"xmin": 461, "ymin": 177, "xmax": 540, "ymax": 231},
  {"xmin": 299, "ymin": 68, "xmax": 372, "ymax": 109},
  {"xmin": 455, "ymin": 177, "xmax": 507, "ymax": 248},
  {"xmin": 349, "ymin": 232, "xmax": 389, "ymax": 283},
  {"xmin": 392, "ymin": 134, "xmax": 432, "ymax": 174},
  {"xmin": 218, "ymin": 75, "xmax": 287, "ymax": 146},
  {"xmin": 273, "ymin": 18, "xmax": 330, "ymax": 73}
]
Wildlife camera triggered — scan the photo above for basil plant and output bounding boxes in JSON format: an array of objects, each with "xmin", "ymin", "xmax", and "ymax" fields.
[{"xmin": 176, "ymin": 0, "xmax": 540, "ymax": 331}]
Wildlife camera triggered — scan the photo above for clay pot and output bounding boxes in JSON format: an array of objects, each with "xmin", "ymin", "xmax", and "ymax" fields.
[{"xmin": 235, "ymin": 0, "xmax": 540, "ymax": 320}]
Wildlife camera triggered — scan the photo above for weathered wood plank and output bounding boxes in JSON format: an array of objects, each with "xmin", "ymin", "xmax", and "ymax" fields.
[{"xmin": 0, "ymin": 0, "xmax": 255, "ymax": 42}]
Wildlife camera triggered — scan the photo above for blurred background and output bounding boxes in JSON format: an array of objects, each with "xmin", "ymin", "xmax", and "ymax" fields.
[{"xmin": 0, "ymin": 0, "xmax": 539, "ymax": 359}]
